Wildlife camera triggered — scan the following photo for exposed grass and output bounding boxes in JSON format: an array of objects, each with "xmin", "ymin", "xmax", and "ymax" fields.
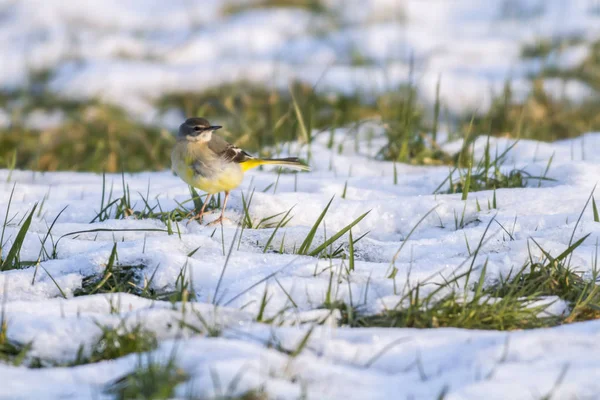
[
  {"xmin": 157, "ymin": 80, "xmax": 453, "ymax": 165},
  {"xmin": 157, "ymin": 81, "xmax": 378, "ymax": 154},
  {"xmin": 91, "ymin": 173, "xmax": 216, "ymax": 225},
  {"xmin": 4, "ymin": 72, "xmax": 581, "ymax": 176},
  {"xmin": 0, "ymin": 337, "xmax": 31, "ymax": 366},
  {"xmin": 434, "ymin": 134, "xmax": 555, "ymax": 198},
  {"xmin": 345, "ymin": 262, "xmax": 562, "ymax": 331},
  {"xmin": 376, "ymin": 84, "xmax": 452, "ymax": 165},
  {"xmin": 0, "ymin": 314, "xmax": 32, "ymax": 366},
  {"xmin": 489, "ymin": 235, "xmax": 600, "ymax": 323},
  {"xmin": 464, "ymin": 80, "xmax": 600, "ymax": 141},
  {"xmin": 0, "ymin": 70, "xmax": 173, "ymax": 172},
  {"xmin": 222, "ymin": 0, "xmax": 328, "ymax": 15},
  {"xmin": 73, "ymin": 243, "xmax": 195, "ymax": 302},
  {"xmin": 466, "ymin": 37, "xmax": 600, "ymax": 142},
  {"xmin": 520, "ymin": 36, "xmax": 583, "ymax": 59},
  {"xmin": 435, "ymin": 138, "xmax": 531, "ymax": 197},
  {"xmin": 105, "ymin": 354, "xmax": 188, "ymax": 400},
  {"xmin": 285, "ymin": 196, "xmax": 369, "ymax": 258},
  {"xmin": 319, "ymin": 300, "xmax": 361, "ymax": 327},
  {"xmin": 1, "ymin": 200, "xmax": 38, "ymax": 271},
  {"xmin": 0, "ymin": 103, "xmax": 173, "ymax": 172},
  {"xmin": 539, "ymin": 38, "xmax": 600, "ymax": 91},
  {"xmin": 3, "ymin": 69, "xmax": 446, "ymax": 171},
  {"xmin": 107, "ymin": 352, "xmax": 267, "ymax": 400},
  {"xmin": 357, "ymin": 290, "xmax": 553, "ymax": 330},
  {"xmin": 72, "ymin": 322, "xmax": 158, "ymax": 366},
  {"xmin": 73, "ymin": 244, "xmax": 146, "ymax": 297},
  {"xmin": 332, "ymin": 214, "xmax": 599, "ymax": 331},
  {"xmin": 1, "ymin": 36, "xmax": 600, "ymax": 174},
  {"xmin": 240, "ymin": 189, "xmax": 294, "ymax": 230},
  {"xmin": 229, "ymin": 391, "xmax": 269, "ymax": 400}
]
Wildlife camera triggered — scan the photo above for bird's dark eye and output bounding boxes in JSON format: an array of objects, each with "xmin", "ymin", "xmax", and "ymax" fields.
[{"xmin": 193, "ymin": 126, "xmax": 201, "ymax": 131}]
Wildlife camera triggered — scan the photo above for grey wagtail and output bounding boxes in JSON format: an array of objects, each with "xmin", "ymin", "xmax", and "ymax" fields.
[{"xmin": 172, "ymin": 117, "xmax": 310, "ymax": 224}]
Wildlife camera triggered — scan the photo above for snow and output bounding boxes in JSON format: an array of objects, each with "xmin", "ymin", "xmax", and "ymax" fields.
[
  {"xmin": 2, "ymin": 128, "xmax": 600, "ymax": 398},
  {"xmin": 3, "ymin": 0, "xmax": 600, "ymax": 398}
]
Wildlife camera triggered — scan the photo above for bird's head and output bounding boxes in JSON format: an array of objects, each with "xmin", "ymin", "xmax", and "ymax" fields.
[{"xmin": 178, "ymin": 117, "xmax": 222, "ymax": 142}]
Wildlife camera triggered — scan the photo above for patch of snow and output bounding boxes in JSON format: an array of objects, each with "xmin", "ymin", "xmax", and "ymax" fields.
[{"xmin": 1, "ymin": 130, "xmax": 600, "ymax": 398}]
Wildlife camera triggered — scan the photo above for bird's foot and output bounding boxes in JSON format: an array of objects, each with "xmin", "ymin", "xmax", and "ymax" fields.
[
  {"xmin": 185, "ymin": 211, "xmax": 205, "ymax": 226},
  {"xmin": 207, "ymin": 216, "xmax": 230, "ymax": 226}
]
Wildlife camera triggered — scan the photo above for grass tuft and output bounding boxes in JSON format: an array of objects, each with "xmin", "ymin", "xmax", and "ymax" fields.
[
  {"xmin": 377, "ymin": 84, "xmax": 452, "ymax": 165},
  {"xmin": 294, "ymin": 196, "xmax": 369, "ymax": 257},
  {"xmin": 340, "ymin": 229, "xmax": 598, "ymax": 330},
  {"xmin": 72, "ymin": 322, "xmax": 158, "ymax": 366},
  {"xmin": 222, "ymin": 0, "xmax": 328, "ymax": 15},
  {"xmin": 105, "ymin": 354, "xmax": 188, "ymax": 400},
  {"xmin": 1, "ymin": 203, "xmax": 37, "ymax": 271},
  {"xmin": 74, "ymin": 243, "xmax": 194, "ymax": 302},
  {"xmin": 0, "ymin": 318, "xmax": 32, "ymax": 366},
  {"xmin": 74, "ymin": 244, "xmax": 145, "ymax": 296},
  {"xmin": 435, "ymin": 138, "xmax": 552, "ymax": 196}
]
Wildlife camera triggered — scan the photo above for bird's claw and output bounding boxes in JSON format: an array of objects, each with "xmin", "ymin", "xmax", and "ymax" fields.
[
  {"xmin": 185, "ymin": 212, "xmax": 204, "ymax": 226},
  {"xmin": 207, "ymin": 216, "xmax": 230, "ymax": 226}
]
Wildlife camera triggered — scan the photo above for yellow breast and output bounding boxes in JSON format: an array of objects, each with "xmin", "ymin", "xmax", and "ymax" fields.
[{"xmin": 171, "ymin": 140, "xmax": 244, "ymax": 194}]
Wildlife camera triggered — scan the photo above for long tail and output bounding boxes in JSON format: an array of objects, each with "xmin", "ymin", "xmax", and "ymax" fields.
[{"xmin": 240, "ymin": 157, "xmax": 310, "ymax": 172}]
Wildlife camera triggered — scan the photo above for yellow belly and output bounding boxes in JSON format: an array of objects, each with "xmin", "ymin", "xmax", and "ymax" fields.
[
  {"xmin": 190, "ymin": 168, "xmax": 244, "ymax": 194},
  {"xmin": 172, "ymin": 143, "xmax": 244, "ymax": 194}
]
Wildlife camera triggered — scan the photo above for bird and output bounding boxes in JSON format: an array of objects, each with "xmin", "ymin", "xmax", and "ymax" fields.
[{"xmin": 171, "ymin": 117, "xmax": 310, "ymax": 225}]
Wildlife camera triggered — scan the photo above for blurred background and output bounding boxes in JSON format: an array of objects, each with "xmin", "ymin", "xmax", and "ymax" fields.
[{"xmin": 1, "ymin": 0, "xmax": 599, "ymax": 172}]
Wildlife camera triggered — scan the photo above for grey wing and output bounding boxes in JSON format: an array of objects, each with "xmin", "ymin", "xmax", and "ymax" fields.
[
  {"xmin": 208, "ymin": 134, "xmax": 254, "ymax": 163},
  {"xmin": 191, "ymin": 160, "xmax": 210, "ymax": 177}
]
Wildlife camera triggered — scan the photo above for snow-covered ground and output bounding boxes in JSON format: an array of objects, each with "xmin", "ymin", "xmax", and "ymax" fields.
[
  {"xmin": 1, "ymin": 0, "xmax": 599, "ymax": 122},
  {"xmin": 3, "ymin": 0, "xmax": 600, "ymax": 399},
  {"xmin": 2, "ymin": 128, "xmax": 600, "ymax": 398}
]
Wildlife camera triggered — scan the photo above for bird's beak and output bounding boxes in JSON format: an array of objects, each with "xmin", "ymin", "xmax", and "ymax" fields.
[{"xmin": 210, "ymin": 126, "xmax": 222, "ymax": 131}]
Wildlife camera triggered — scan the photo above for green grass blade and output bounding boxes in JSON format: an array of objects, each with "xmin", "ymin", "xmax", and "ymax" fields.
[
  {"xmin": 1, "ymin": 203, "xmax": 37, "ymax": 271},
  {"xmin": 0, "ymin": 183, "xmax": 17, "ymax": 262},
  {"xmin": 473, "ymin": 259, "xmax": 488, "ymax": 300},
  {"xmin": 213, "ymin": 225, "xmax": 241, "ymax": 305},
  {"xmin": 432, "ymin": 167, "xmax": 458, "ymax": 194},
  {"xmin": 255, "ymin": 285, "xmax": 269, "ymax": 322},
  {"xmin": 290, "ymin": 85, "xmax": 310, "ymax": 144},
  {"xmin": 40, "ymin": 265, "xmax": 67, "ymax": 299},
  {"xmin": 290, "ymin": 325, "xmax": 314, "ymax": 358},
  {"xmin": 461, "ymin": 161, "xmax": 472, "ymax": 200},
  {"xmin": 189, "ymin": 186, "xmax": 203, "ymax": 214},
  {"xmin": 348, "ymin": 229, "xmax": 355, "ymax": 271},
  {"xmin": 263, "ymin": 206, "xmax": 295, "ymax": 253},
  {"xmin": 387, "ymin": 206, "xmax": 438, "ymax": 274},
  {"xmin": 274, "ymin": 277, "xmax": 297, "ymax": 308},
  {"xmin": 531, "ymin": 234, "xmax": 590, "ymax": 264},
  {"xmin": 241, "ymin": 190, "xmax": 255, "ymax": 229},
  {"xmin": 297, "ymin": 196, "xmax": 334, "ymax": 255},
  {"xmin": 309, "ymin": 211, "xmax": 370, "ymax": 257}
]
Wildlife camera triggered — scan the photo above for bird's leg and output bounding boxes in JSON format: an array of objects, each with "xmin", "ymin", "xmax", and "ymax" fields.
[
  {"xmin": 199, "ymin": 194, "xmax": 213, "ymax": 218},
  {"xmin": 208, "ymin": 191, "xmax": 230, "ymax": 226},
  {"xmin": 187, "ymin": 194, "xmax": 212, "ymax": 225}
]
